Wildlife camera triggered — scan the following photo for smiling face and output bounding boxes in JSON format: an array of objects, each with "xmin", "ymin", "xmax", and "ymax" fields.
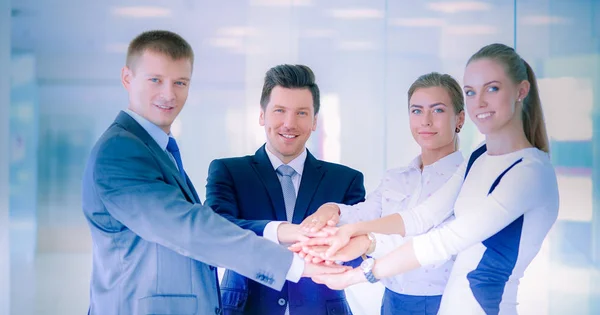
[
  {"xmin": 409, "ymin": 86, "xmax": 463, "ymax": 152},
  {"xmin": 122, "ymin": 50, "xmax": 192, "ymax": 134},
  {"xmin": 463, "ymin": 58, "xmax": 529, "ymax": 137},
  {"xmin": 260, "ymin": 86, "xmax": 318, "ymax": 164}
]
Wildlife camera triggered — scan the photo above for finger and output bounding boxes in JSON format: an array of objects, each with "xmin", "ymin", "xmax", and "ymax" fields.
[
  {"xmin": 289, "ymin": 242, "xmax": 303, "ymax": 249},
  {"xmin": 321, "ymin": 226, "xmax": 339, "ymax": 236},
  {"xmin": 304, "ymin": 230, "xmax": 329, "ymax": 238},
  {"xmin": 296, "ymin": 234, "xmax": 309, "ymax": 242},
  {"xmin": 301, "ymin": 216, "xmax": 318, "ymax": 232},
  {"xmin": 303, "ymin": 237, "xmax": 332, "ymax": 247},
  {"xmin": 311, "ymin": 256, "xmax": 324, "ymax": 264},
  {"xmin": 300, "ymin": 217, "xmax": 313, "ymax": 231},
  {"xmin": 326, "ymin": 213, "xmax": 340, "ymax": 226},
  {"xmin": 305, "ymin": 217, "xmax": 328, "ymax": 233},
  {"xmin": 298, "ymin": 251, "xmax": 306, "ymax": 259},
  {"xmin": 317, "ymin": 265, "xmax": 349, "ymax": 274},
  {"xmin": 325, "ymin": 242, "xmax": 345, "ymax": 259},
  {"xmin": 306, "ymin": 245, "xmax": 328, "ymax": 257},
  {"xmin": 311, "ymin": 275, "xmax": 327, "ymax": 284},
  {"xmin": 288, "ymin": 245, "xmax": 303, "ymax": 253},
  {"xmin": 309, "ymin": 219, "xmax": 328, "ymax": 233},
  {"xmin": 304, "ymin": 254, "xmax": 314, "ymax": 262}
]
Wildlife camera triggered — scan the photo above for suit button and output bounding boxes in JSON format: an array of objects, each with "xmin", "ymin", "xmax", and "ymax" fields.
[
  {"xmin": 278, "ymin": 298, "xmax": 286, "ymax": 306},
  {"xmin": 215, "ymin": 307, "xmax": 222, "ymax": 314}
]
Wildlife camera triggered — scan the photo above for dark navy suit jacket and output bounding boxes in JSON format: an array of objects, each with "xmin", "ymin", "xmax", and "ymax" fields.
[{"xmin": 205, "ymin": 145, "xmax": 366, "ymax": 315}]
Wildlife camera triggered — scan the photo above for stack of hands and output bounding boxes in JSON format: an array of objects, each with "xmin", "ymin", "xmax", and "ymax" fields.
[{"xmin": 281, "ymin": 204, "xmax": 374, "ymax": 290}]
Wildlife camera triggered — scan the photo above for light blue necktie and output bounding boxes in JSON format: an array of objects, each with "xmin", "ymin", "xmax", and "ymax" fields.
[
  {"xmin": 276, "ymin": 164, "xmax": 296, "ymax": 315},
  {"xmin": 276, "ymin": 165, "xmax": 296, "ymax": 222}
]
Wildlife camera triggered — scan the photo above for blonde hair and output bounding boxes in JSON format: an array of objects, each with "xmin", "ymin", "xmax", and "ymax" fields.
[{"xmin": 468, "ymin": 43, "xmax": 549, "ymax": 152}]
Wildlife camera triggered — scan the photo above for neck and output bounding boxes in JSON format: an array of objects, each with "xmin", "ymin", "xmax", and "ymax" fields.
[
  {"xmin": 420, "ymin": 142, "xmax": 456, "ymax": 169},
  {"xmin": 266, "ymin": 143, "xmax": 303, "ymax": 164},
  {"xmin": 128, "ymin": 106, "xmax": 171, "ymax": 134},
  {"xmin": 485, "ymin": 119, "xmax": 532, "ymax": 155}
]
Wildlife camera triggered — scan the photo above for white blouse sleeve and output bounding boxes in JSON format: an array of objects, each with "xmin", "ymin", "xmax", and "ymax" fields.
[
  {"xmin": 400, "ymin": 160, "xmax": 466, "ymax": 236},
  {"xmin": 337, "ymin": 178, "xmax": 386, "ymax": 225},
  {"xmin": 411, "ymin": 159, "xmax": 559, "ymax": 266},
  {"xmin": 337, "ymin": 169, "xmax": 408, "ymax": 225}
]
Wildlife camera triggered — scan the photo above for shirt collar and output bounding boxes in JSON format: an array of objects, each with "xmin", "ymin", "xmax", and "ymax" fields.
[
  {"xmin": 411, "ymin": 151, "xmax": 465, "ymax": 174},
  {"xmin": 265, "ymin": 145, "xmax": 307, "ymax": 176},
  {"xmin": 125, "ymin": 109, "xmax": 171, "ymax": 151}
]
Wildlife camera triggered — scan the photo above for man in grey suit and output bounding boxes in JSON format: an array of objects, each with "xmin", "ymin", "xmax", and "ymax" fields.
[{"xmin": 82, "ymin": 30, "xmax": 345, "ymax": 315}]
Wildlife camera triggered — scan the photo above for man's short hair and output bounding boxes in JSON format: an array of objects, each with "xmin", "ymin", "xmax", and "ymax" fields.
[
  {"xmin": 126, "ymin": 30, "xmax": 194, "ymax": 70},
  {"xmin": 260, "ymin": 64, "xmax": 321, "ymax": 114}
]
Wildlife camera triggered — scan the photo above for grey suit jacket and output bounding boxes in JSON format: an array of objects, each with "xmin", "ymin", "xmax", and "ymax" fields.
[{"xmin": 82, "ymin": 111, "xmax": 293, "ymax": 315}]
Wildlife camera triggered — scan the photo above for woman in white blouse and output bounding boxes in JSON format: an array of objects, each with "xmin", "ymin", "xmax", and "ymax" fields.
[
  {"xmin": 298, "ymin": 43, "xmax": 559, "ymax": 315},
  {"xmin": 296, "ymin": 72, "xmax": 466, "ymax": 315}
]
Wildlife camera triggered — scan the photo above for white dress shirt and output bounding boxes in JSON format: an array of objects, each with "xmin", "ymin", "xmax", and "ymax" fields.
[
  {"xmin": 338, "ymin": 151, "xmax": 464, "ymax": 296},
  {"xmin": 261, "ymin": 147, "xmax": 308, "ymax": 283}
]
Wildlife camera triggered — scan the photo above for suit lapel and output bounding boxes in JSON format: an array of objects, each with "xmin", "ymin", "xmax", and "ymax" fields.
[
  {"xmin": 252, "ymin": 146, "xmax": 287, "ymax": 222},
  {"xmin": 292, "ymin": 151, "xmax": 324, "ymax": 224},
  {"xmin": 114, "ymin": 111, "xmax": 197, "ymax": 203},
  {"xmin": 185, "ymin": 173, "xmax": 201, "ymax": 203}
]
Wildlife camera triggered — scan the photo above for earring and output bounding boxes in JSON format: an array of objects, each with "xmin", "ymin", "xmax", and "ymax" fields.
[{"xmin": 455, "ymin": 125, "xmax": 462, "ymax": 133}]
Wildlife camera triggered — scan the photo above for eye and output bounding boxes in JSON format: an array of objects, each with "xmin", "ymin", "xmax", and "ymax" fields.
[
  {"xmin": 175, "ymin": 81, "xmax": 187, "ymax": 86},
  {"xmin": 465, "ymin": 90, "xmax": 475, "ymax": 97},
  {"xmin": 434, "ymin": 108, "xmax": 445, "ymax": 113},
  {"xmin": 487, "ymin": 86, "xmax": 499, "ymax": 92},
  {"xmin": 411, "ymin": 109, "xmax": 422, "ymax": 114},
  {"xmin": 149, "ymin": 78, "xmax": 160, "ymax": 83},
  {"xmin": 274, "ymin": 109, "xmax": 284, "ymax": 113},
  {"xmin": 298, "ymin": 111, "xmax": 308, "ymax": 116}
]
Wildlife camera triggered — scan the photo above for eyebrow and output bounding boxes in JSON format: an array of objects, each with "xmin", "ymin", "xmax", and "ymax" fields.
[
  {"xmin": 464, "ymin": 80, "xmax": 501, "ymax": 89},
  {"xmin": 409, "ymin": 102, "xmax": 448, "ymax": 108},
  {"xmin": 145, "ymin": 74, "xmax": 191, "ymax": 82},
  {"xmin": 273, "ymin": 105, "xmax": 312, "ymax": 110}
]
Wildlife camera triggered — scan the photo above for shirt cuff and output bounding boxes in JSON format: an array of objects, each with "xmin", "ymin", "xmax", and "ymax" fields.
[
  {"xmin": 337, "ymin": 203, "xmax": 354, "ymax": 225},
  {"xmin": 370, "ymin": 233, "xmax": 406, "ymax": 259},
  {"xmin": 263, "ymin": 221, "xmax": 285, "ymax": 244},
  {"xmin": 400, "ymin": 211, "xmax": 419, "ymax": 237},
  {"xmin": 285, "ymin": 253, "xmax": 304, "ymax": 283}
]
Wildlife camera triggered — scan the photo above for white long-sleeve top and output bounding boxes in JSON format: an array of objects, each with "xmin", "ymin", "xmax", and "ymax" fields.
[
  {"xmin": 402, "ymin": 144, "xmax": 559, "ymax": 314},
  {"xmin": 338, "ymin": 151, "xmax": 464, "ymax": 296}
]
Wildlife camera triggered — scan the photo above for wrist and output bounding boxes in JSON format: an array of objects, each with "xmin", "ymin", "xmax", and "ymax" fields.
[
  {"xmin": 364, "ymin": 232, "xmax": 376, "ymax": 255},
  {"xmin": 350, "ymin": 267, "xmax": 367, "ymax": 285},
  {"xmin": 277, "ymin": 222, "xmax": 292, "ymax": 243}
]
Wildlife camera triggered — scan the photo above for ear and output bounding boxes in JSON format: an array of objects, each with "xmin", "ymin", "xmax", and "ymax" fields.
[
  {"xmin": 121, "ymin": 66, "xmax": 133, "ymax": 91},
  {"xmin": 312, "ymin": 114, "xmax": 319, "ymax": 131},
  {"xmin": 517, "ymin": 80, "xmax": 531, "ymax": 102},
  {"xmin": 457, "ymin": 110, "xmax": 466, "ymax": 128},
  {"xmin": 259, "ymin": 108, "xmax": 265, "ymax": 126}
]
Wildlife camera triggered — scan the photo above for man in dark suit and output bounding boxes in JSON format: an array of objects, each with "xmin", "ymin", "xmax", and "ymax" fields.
[
  {"xmin": 82, "ymin": 31, "xmax": 346, "ymax": 315},
  {"xmin": 205, "ymin": 64, "xmax": 367, "ymax": 315}
]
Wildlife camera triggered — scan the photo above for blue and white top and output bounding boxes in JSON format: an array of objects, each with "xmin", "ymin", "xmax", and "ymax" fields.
[{"xmin": 402, "ymin": 144, "xmax": 559, "ymax": 314}]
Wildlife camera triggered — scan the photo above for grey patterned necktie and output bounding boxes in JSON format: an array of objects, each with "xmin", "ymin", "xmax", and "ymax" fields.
[{"xmin": 276, "ymin": 164, "xmax": 296, "ymax": 222}]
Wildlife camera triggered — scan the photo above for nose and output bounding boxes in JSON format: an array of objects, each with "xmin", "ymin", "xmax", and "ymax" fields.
[
  {"xmin": 476, "ymin": 94, "xmax": 487, "ymax": 108},
  {"xmin": 421, "ymin": 112, "xmax": 432, "ymax": 127},
  {"xmin": 282, "ymin": 112, "xmax": 297, "ymax": 129},
  {"xmin": 161, "ymin": 83, "xmax": 176, "ymax": 102}
]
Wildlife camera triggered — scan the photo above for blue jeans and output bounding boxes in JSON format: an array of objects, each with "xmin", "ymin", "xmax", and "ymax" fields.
[{"xmin": 381, "ymin": 288, "xmax": 442, "ymax": 315}]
